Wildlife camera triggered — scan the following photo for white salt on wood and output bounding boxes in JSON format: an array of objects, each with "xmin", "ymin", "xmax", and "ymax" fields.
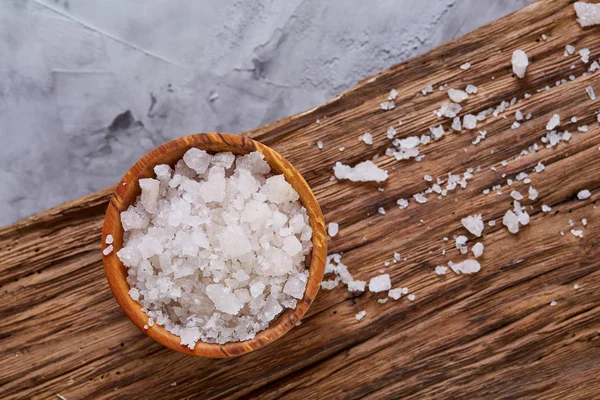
[
  {"xmin": 472, "ymin": 242, "xmax": 484, "ymax": 258},
  {"xmin": 105, "ymin": 234, "xmax": 114, "ymax": 245},
  {"xmin": 368, "ymin": 274, "xmax": 392, "ymax": 293},
  {"xmin": 546, "ymin": 114, "xmax": 561, "ymax": 130},
  {"xmin": 461, "ymin": 214, "xmax": 484, "ymax": 237},
  {"xmin": 448, "ymin": 259, "xmax": 481, "ymax": 274},
  {"xmin": 448, "ymin": 89, "xmax": 469, "ymax": 103},
  {"xmin": 355, "ymin": 310, "xmax": 366, "ymax": 320},
  {"xmin": 512, "ymin": 50, "xmax": 529, "ymax": 78},
  {"xmin": 102, "ymin": 245, "xmax": 113, "ymax": 256},
  {"xmin": 328, "ymin": 222, "xmax": 339, "ymax": 237},
  {"xmin": 333, "ymin": 161, "xmax": 388, "ymax": 182},
  {"xmin": 574, "ymin": 2, "xmax": 600, "ymax": 27},
  {"xmin": 577, "ymin": 189, "xmax": 591, "ymax": 200}
]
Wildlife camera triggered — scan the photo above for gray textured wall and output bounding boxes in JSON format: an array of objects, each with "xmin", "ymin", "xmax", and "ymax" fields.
[{"xmin": 0, "ymin": 0, "xmax": 531, "ymax": 226}]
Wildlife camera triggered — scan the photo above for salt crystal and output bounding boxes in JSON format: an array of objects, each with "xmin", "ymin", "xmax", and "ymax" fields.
[
  {"xmin": 574, "ymin": 2, "xmax": 600, "ymax": 27},
  {"xmin": 463, "ymin": 114, "xmax": 477, "ymax": 130},
  {"xmin": 448, "ymin": 259, "xmax": 481, "ymax": 274},
  {"xmin": 388, "ymin": 89, "xmax": 398, "ymax": 100},
  {"xmin": 534, "ymin": 163, "xmax": 545, "ymax": 173},
  {"xmin": 546, "ymin": 114, "xmax": 561, "ymax": 130},
  {"xmin": 139, "ymin": 178, "xmax": 160, "ymax": 213},
  {"xmin": 511, "ymin": 121, "xmax": 521, "ymax": 130},
  {"xmin": 339, "ymin": 147, "xmax": 345, "ymax": 152},
  {"xmin": 488, "ymin": 220, "xmax": 496, "ymax": 226},
  {"xmin": 510, "ymin": 190, "xmax": 523, "ymax": 200},
  {"xmin": 369, "ymin": 274, "xmax": 392, "ymax": 293},
  {"xmin": 407, "ymin": 294, "xmax": 416, "ymax": 301},
  {"xmin": 542, "ymin": 205, "xmax": 552, "ymax": 212},
  {"xmin": 465, "ymin": 84, "xmax": 478, "ymax": 94},
  {"xmin": 429, "ymin": 125, "xmax": 445, "ymax": 139},
  {"xmin": 317, "ymin": 141, "xmax": 324, "ymax": 149},
  {"xmin": 397, "ymin": 199, "xmax": 409, "ymax": 209},
  {"xmin": 448, "ymin": 88, "xmax": 469, "ymax": 103},
  {"xmin": 586, "ymin": 86, "xmax": 596, "ymax": 100},
  {"xmin": 512, "ymin": 50, "xmax": 529, "ymax": 78},
  {"xmin": 571, "ymin": 229, "xmax": 584, "ymax": 238},
  {"xmin": 472, "ymin": 242, "xmax": 484, "ymax": 258},
  {"xmin": 461, "ymin": 214, "xmax": 484, "ymax": 237},
  {"xmin": 456, "ymin": 235, "xmax": 468, "ymax": 254},
  {"xmin": 577, "ymin": 189, "xmax": 591, "ymax": 200},
  {"xmin": 565, "ymin": 44, "xmax": 576, "ymax": 55},
  {"xmin": 529, "ymin": 186, "xmax": 539, "ymax": 200},
  {"xmin": 579, "ymin": 48, "xmax": 591, "ymax": 63},
  {"xmin": 328, "ymin": 222, "xmax": 339, "ymax": 237},
  {"xmin": 413, "ymin": 193, "xmax": 428, "ymax": 204},
  {"xmin": 582, "ymin": 218, "xmax": 588, "ymax": 226},
  {"xmin": 578, "ymin": 125, "xmax": 588, "ymax": 132},
  {"xmin": 574, "ymin": 284, "xmax": 580, "ymax": 290},
  {"xmin": 515, "ymin": 110, "xmax": 524, "ymax": 121},
  {"xmin": 333, "ymin": 161, "xmax": 388, "ymax": 182},
  {"xmin": 503, "ymin": 210, "xmax": 520, "ymax": 234},
  {"xmin": 460, "ymin": 62, "xmax": 471, "ymax": 70},
  {"xmin": 421, "ymin": 85, "xmax": 433, "ymax": 95},
  {"xmin": 550, "ymin": 300, "xmax": 557, "ymax": 307},
  {"xmin": 102, "ymin": 245, "xmax": 114, "ymax": 256},
  {"xmin": 183, "ymin": 148, "xmax": 212, "ymax": 175},
  {"xmin": 378, "ymin": 298, "xmax": 388, "ymax": 304},
  {"xmin": 435, "ymin": 266, "xmax": 447, "ymax": 275},
  {"xmin": 355, "ymin": 310, "xmax": 366, "ymax": 321},
  {"xmin": 380, "ymin": 101, "xmax": 395, "ymax": 111},
  {"xmin": 378, "ymin": 207, "xmax": 386, "ymax": 215},
  {"xmin": 360, "ymin": 133, "xmax": 373, "ymax": 145},
  {"xmin": 388, "ymin": 288, "xmax": 403, "ymax": 300},
  {"xmin": 105, "ymin": 234, "xmax": 114, "ymax": 245},
  {"xmin": 542, "ymin": 34, "xmax": 547, "ymax": 40},
  {"xmin": 451, "ymin": 117, "xmax": 462, "ymax": 131},
  {"xmin": 348, "ymin": 280, "xmax": 366, "ymax": 292}
]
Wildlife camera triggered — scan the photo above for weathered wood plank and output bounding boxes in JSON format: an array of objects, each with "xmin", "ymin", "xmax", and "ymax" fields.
[{"xmin": 1, "ymin": 0, "xmax": 600, "ymax": 399}]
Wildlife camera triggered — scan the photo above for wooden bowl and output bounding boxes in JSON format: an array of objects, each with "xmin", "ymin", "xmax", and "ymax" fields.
[{"xmin": 101, "ymin": 133, "xmax": 327, "ymax": 358}]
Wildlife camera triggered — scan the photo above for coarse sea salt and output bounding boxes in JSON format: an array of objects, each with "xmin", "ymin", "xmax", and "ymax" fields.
[
  {"xmin": 333, "ymin": 161, "xmax": 388, "ymax": 182},
  {"xmin": 448, "ymin": 88, "xmax": 469, "ymax": 103},
  {"xmin": 328, "ymin": 222, "xmax": 339, "ymax": 237},
  {"xmin": 355, "ymin": 310, "xmax": 366, "ymax": 321},
  {"xmin": 461, "ymin": 214, "xmax": 484, "ymax": 237},
  {"xmin": 512, "ymin": 50, "xmax": 529, "ymax": 79},
  {"xmin": 472, "ymin": 242, "xmax": 484, "ymax": 258},
  {"xmin": 577, "ymin": 189, "xmax": 591, "ymax": 200},
  {"xmin": 369, "ymin": 274, "xmax": 392, "ymax": 293},
  {"xmin": 574, "ymin": 2, "xmax": 600, "ymax": 27},
  {"xmin": 360, "ymin": 133, "xmax": 373, "ymax": 145},
  {"xmin": 117, "ymin": 150, "xmax": 312, "ymax": 348},
  {"xmin": 448, "ymin": 259, "xmax": 480, "ymax": 274},
  {"xmin": 435, "ymin": 266, "xmax": 448, "ymax": 275}
]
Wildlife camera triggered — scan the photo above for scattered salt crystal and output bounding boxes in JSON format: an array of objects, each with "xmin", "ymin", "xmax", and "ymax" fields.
[
  {"xmin": 528, "ymin": 186, "xmax": 539, "ymax": 200},
  {"xmin": 515, "ymin": 110, "xmax": 524, "ymax": 121},
  {"xmin": 348, "ymin": 280, "xmax": 366, "ymax": 292},
  {"xmin": 397, "ymin": 199, "xmax": 409, "ymax": 209},
  {"xmin": 355, "ymin": 310, "xmax": 366, "ymax": 321},
  {"xmin": 577, "ymin": 189, "xmax": 591, "ymax": 200},
  {"xmin": 586, "ymin": 86, "xmax": 596, "ymax": 100},
  {"xmin": 328, "ymin": 222, "xmax": 339, "ymax": 237},
  {"xmin": 510, "ymin": 190, "xmax": 523, "ymax": 200},
  {"xmin": 369, "ymin": 274, "xmax": 392, "ymax": 293},
  {"xmin": 387, "ymin": 127, "xmax": 397, "ymax": 139},
  {"xmin": 388, "ymin": 288, "xmax": 403, "ymax": 300},
  {"xmin": 171, "ymin": 382, "xmax": 177, "ymax": 387},
  {"xmin": 534, "ymin": 163, "xmax": 545, "ymax": 173},
  {"xmin": 105, "ymin": 234, "xmax": 114, "ymax": 245},
  {"xmin": 102, "ymin": 245, "xmax": 114, "ymax": 256},
  {"xmin": 448, "ymin": 259, "xmax": 480, "ymax": 274},
  {"xmin": 511, "ymin": 121, "xmax": 521, "ymax": 130},
  {"xmin": 542, "ymin": 205, "xmax": 552, "ymax": 212},
  {"xmin": 316, "ymin": 141, "xmax": 324, "ymax": 149},
  {"xmin": 451, "ymin": 117, "xmax": 462, "ymax": 131},
  {"xmin": 574, "ymin": 2, "xmax": 600, "ymax": 27},
  {"xmin": 460, "ymin": 62, "xmax": 471, "ymax": 70},
  {"xmin": 550, "ymin": 300, "xmax": 557, "ymax": 307},
  {"xmin": 571, "ymin": 229, "xmax": 584, "ymax": 238},
  {"xmin": 378, "ymin": 207, "xmax": 386, "ymax": 215},
  {"xmin": 574, "ymin": 284, "xmax": 580, "ymax": 289},
  {"xmin": 448, "ymin": 88, "xmax": 469, "ymax": 103},
  {"xmin": 183, "ymin": 148, "xmax": 212, "ymax": 175},
  {"xmin": 435, "ymin": 266, "xmax": 447, "ymax": 275},
  {"xmin": 339, "ymin": 147, "xmax": 345, "ymax": 152},
  {"xmin": 465, "ymin": 84, "xmax": 478, "ymax": 94},
  {"xmin": 565, "ymin": 44, "xmax": 576, "ymax": 56},
  {"xmin": 463, "ymin": 114, "xmax": 477, "ymax": 130},
  {"xmin": 569, "ymin": 219, "xmax": 575, "ymax": 227},
  {"xmin": 407, "ymin": 294, "xmax": 416, "ymax": 301},
  {"xmin": 541, "ymin": 34, "xmax": 547, "ymax": 40},
  {"xmin": 461, "ymin": 214, "xmax": 484, "ymax": 237},
  {"xmin": 472, "ymin": 243, "xmax": 484, "ymax": 258},
  {"xmin": 56, "ymin": 394, "xmax": 67, "ymax": 400},
  {"xmin": 333, "ymin": 161, "xmax": 388, "ymax": 182},
  {"xmin": 388, "ymin": 89, "xmax": 398, "ymax": 100},
  {"xmin": 582, "ymin": 218, "xmax": 588, "ymax": 226},
  {"xmin": 435, "ymin": 102, "xmax": 462, "ymax": 118},
  {"xmin": 512, "ymin": 50, "xmax": 529, "ymax": 78},
  {"xmin": 579, "ymin": 48, "xmax": 591, "ymax": 63},
  {"xmin": 413, "ymin": 193, "xmax": 428, "ymax": 204},
  {"xmin": 360, "ymin": 133, "xmax": 373, "ymax": 145},
  {"xmin": 380, "ymin": 101, "xmax": 395, "ymax": 111},
  {"xmin": 546, "ymin": 114, "xmax": 561, "ymax": 130},
  {"xmin": 488, "ymin": 220, "xmax": 496, "ymax": 226},
  {"xmin": 578, "ymin": 125, "xmax": 589, "ymax": 132},
  {"xmin": 421, "ymin": 85, "xmax": 433, "ymax": 95},
  {"xmin": 378, "ymin": 298, "xmax": 388, "ymax": 304},
  {"xmin": 429, "ymin": 125, "xmax": 445, "ymax": 139},
  {"xmin": 456, "ymin": 235, "xmax": 468, "ymax": 254}
]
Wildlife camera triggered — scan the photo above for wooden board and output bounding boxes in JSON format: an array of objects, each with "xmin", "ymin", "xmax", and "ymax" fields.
[{"xmin": 1, "ymin": 0, "xmax": 600, "ymax": 398}]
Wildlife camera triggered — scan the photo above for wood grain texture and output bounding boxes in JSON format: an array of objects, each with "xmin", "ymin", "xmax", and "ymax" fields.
[
  {"xmin": 102, "ymin": 133, "xmax": 327, "ymax": 358},
  {"xmin": 1, "ymin": 0, "xmax": 600, "ymax": 398}
]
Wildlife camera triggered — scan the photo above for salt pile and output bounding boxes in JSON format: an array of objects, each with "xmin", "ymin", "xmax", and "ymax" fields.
[
  {"xmin": 574, "ymin": 2, "xmax": 600, "ymax": 27},
  {"xmin": 117, "ymin": 149, "xmax": 313, "ymax": 347},
  {"xmin": 512, "ymin": 50, "xmax": 529, "ymax": 79}
]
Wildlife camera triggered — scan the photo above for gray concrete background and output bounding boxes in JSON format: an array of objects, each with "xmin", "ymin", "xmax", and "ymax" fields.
[{"xmin": 0, "ymin": 0, "xmax": 531, "ymax": 226}]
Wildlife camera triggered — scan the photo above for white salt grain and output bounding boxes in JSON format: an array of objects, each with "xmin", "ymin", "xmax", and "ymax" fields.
[
  {"xmin": 388, "ymin": 288, "xmax": 403, "ymax": 300},
  {"xmin": 102, "ymin": 245, "xmax": 114, "ymax": 256},
  {"xmin": 574, "ymin": 2, "xmax": 600, "ymax": 27},
  {"xmin": 448, "ymin": 88, "xmax": 469, "ymax": 103},
  {"xmin": 577, "ymin": 189, "xmax": 591, "ymax": 200},
  {"xmin": 369, "ymin": 274, "xmax": 392, "ymax": 293},
  {"xmin": 317, "ymin": 141, "xmax": 324, "ymax": 149},
  {"xmin": 355, "ymin": 310, "xmax": 366, "ymax": 321},
  {"xmin": 571, "ymin": 229, "xmax": 584, "ymax": 238},
  {"xmin": 472, "ymin": 242, "xmax": 484, "ymax": 258},
  {"xmin": 333, "ymin": 161, "xmax": 388, "ymax": 182},
  {"xmin": 512, "ymin": 50, "xmax": 529, "ymax": 78},
  {"xmin": 397, "ymin": 199, "xmax": 409, "ymax": 209},
  {"xmin": 461, "ymin": 214, "xmax": 484, "ymax": 237},
  {"xmin": 510, "ymin": 190, "xmax": 524, "ymax": 200},
  {"xmin": 534, "ymin": 163, "xmax": 545, "ymax": 173},
  {"xmin": 582, "ymin": 218, "xmax": 588, "ymax": 226},
  {"xmin": 448, "ymin": 259, "xmax": 481, "ymax": 274},
  {"xmin": 550, "ymin": 300, "xmax": 557, "ymax": 307},
  {"xmin": 546, "ymin": 114, "xmax": 561, "ymax": 130},
  {"xmin": 56, "ymin": 395, "xmax": 67, "ymax": 400},
  {"xmin": 463, "ymin": 114, "xmax": 478, "ymax": 129},
  {"xmin": 105, "ymin": 234, "xmax": 114, "ymax": 245},
  {"xmin": 586, "ymin": 86, "xmax": 596, "ymax": 100},
  {"xmin": 380, "ymin": 101, "xmax": 395, "ymax": 111},
  {"xmin": 378, "ymin": 207, "xmax": 386, "ymax": 215},
  {"xmin": 360, "ymin": 133, "xmax": 373, "ymax": 145},
  {"xmin": 574, "ymin": 284, "xmax": 580, "ymax": 289},
  {"xmin": 328, "ymin": 222, "xmax": 339, "ymax": 237},
  {"xmin": 466, "ymin": 84, "xmax": 478, "ymax": 94},
  {"xmin": 542, "ymin": 205, "xmax": 552, "ymax": 212},
  {"xmin": 579, "ymin": 48, "xmax": 591, "ymax": 63},
  {"xmin": 460, "ymin": 62, "xmax": 471, "ymax": 70},
  {"xmin": 435, "ymin": 266, "xmax": 448, "ymax": 275},
  {"xmin": 529, "ymin": 186, "xmax": 539, "ymax": 200},
  {"xmin": 407, "ymin": 294, "xmax": 416, "ymax": 301}
]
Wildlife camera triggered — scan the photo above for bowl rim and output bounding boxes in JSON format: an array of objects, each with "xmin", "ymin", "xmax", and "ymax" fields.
[{"xmin": 101, "ymin": 133, "xmax": 327, "ymax": 358}]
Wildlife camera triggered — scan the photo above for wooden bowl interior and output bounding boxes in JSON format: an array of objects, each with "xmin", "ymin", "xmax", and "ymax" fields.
[{"xmin": 102, "ymin": 133, "xmax": 327, "ymax": 357}]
